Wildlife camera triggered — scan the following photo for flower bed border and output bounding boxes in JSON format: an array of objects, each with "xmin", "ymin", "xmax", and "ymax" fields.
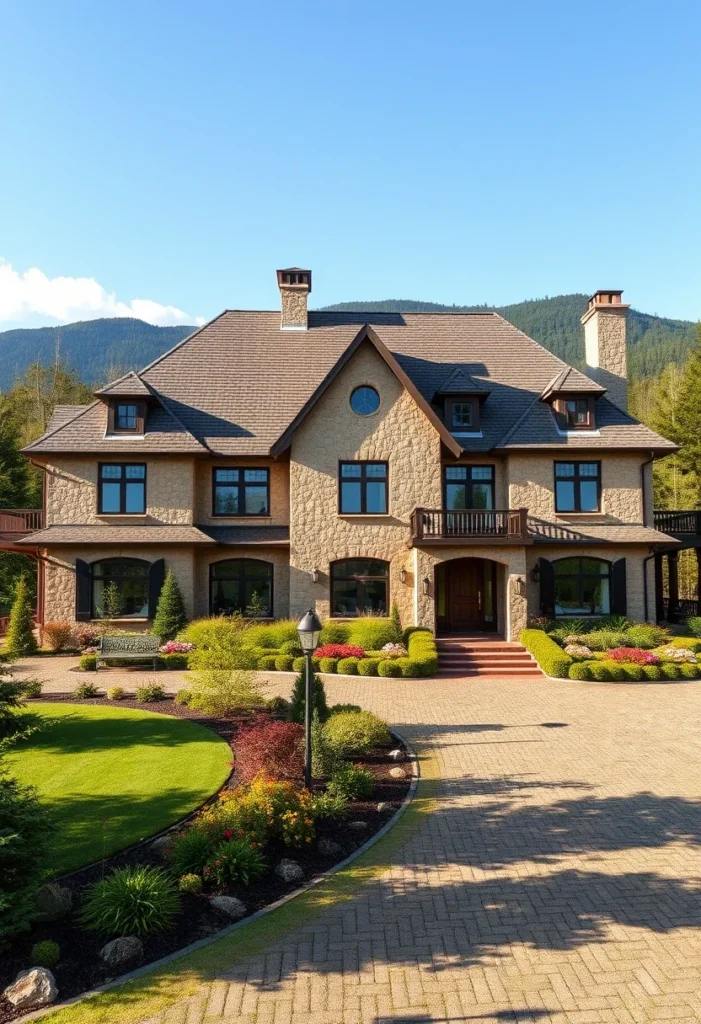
[{"xmin": 14, "ymin": 731, "xmax": 420, "ymax": 1024}]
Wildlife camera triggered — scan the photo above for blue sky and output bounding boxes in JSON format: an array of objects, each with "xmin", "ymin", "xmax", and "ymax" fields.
[{"xmin": 1, "ymin": 0, "xmax": 700, "ymax": 328}]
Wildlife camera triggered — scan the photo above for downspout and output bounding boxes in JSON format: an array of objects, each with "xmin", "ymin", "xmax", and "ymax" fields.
[
  {"xmin": 641, "ymin": 450, "xmax": 655, "ymax": 527},
  {"xmin": 641, "ymin": 452, "xmax": 656, "ymax": 623},
  {"xmin": 643, "ymin": 549, "xmax": 655, "ymax": 623}
]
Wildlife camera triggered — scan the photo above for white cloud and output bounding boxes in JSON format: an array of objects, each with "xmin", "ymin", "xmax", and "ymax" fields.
[{"xmin": 0, "ymin": 259, "xmax": 205, "ymax": 328}]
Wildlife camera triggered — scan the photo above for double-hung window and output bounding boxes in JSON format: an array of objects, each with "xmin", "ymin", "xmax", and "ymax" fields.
[
  {"xmin": 98, "ymin": 464, "xmax": 146, "ymax": 514},
  {"xmin": 339, "ymin": 462, "xmax": 388, "ymax": 514},
  {"xmin": 554, "ymin": 462, "xmax": 601, "ymax": 513},
  {"xmin": 212, "ymin": 468, "xmax": 270, "ymax": 516}
]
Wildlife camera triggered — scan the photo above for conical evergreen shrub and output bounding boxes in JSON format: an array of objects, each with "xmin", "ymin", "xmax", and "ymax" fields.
[
  {"xmin": 152, "ymin": 569, "xmax": 188, "ymax": 642},
  {"xmin": 5, "ymin": 575, "xmax": 37, "ymax": 656},
  {"xmin": 288, "ymin": 667, "xmax": 329, "ymax": 724},
  {"xmin": 389, "ymin": 601, "xmax": 402, "ymax": 643}
]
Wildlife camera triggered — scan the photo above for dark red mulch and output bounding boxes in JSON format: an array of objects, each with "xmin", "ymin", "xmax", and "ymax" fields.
[{"xmin": 0, "ymin": 698, "xmax": 411, "ymax": 1021}]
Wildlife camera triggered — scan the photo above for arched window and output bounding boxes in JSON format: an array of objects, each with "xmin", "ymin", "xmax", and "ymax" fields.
[
  {"xmin": 330, "ymin": 558, "xmax": 389, "ymax": 618},
  {"xmin": 209, "ymin": 559, "xmax": 273, "ymax": 618},
  {"xmin": 91, "ymin": 558, "xmax": 149, "ymax": 619},
  {"xmin": 553, "ymin": 557, "xmax": 611, "ymax": 616}
]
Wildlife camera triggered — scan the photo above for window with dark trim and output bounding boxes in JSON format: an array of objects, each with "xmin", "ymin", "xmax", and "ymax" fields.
[
  {"xmin": 209, "ymin": 558, "xmax": 273, "ymax": 617},
  {"xmin": 330, "ymin": 558, "xmax": 389, "ymax": 617},
  {"xmin": 339, "ymin": 462, "xmax": 388, "ymax": 514},
  {"xmin": 108, "ymin": 401, "xmax": 146, "ymax": 434},
  {"xmin": 98, "ymin": 463, "xmax": 146, "ymax": 514},
  {"xmin": 443, "ymin": 465, "xmax": 494, "ymax": 509},
  {"xmin": 91, "ymin": 557, "xmax": 149, "ymax": 618},
  {"xmin": 553, "ymin": 556, "xmax": 611, "ymax": 616},
  {"xmin": 554, "ymin": 461, "xmax": 601, "ymax": 513},
  {"xmin": 445, "ymin": 397, "xmax": 480, "ymax": 431},
  {"xmin": 553, "ymin": 396, "xmax": 595, "ymax": 431},
  {"xmin": 212, "ymin": 468, "xmax": 270, "ymax": 516}
]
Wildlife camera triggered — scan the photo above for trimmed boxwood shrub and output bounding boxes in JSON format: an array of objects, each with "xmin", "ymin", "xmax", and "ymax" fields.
[
  {"xmin": 323, "ymin": 710, "xmax": 391, "ymax": 753},
  {"xmin": 519, "ymin": 629, "xmax": 572, "ymax": 678},
  {"xmin": 159, "ymin": 653, "xmax": 189, "ymax": 670},
  {"xmin": 319, "ymin": 657, "xmax": 338, "ymax": 674},
  {"xmin": 274, "ymin": 655, "xmax": 295, "ymax": 671},
  {"xmin": 79, "ymin": 653, "xmax": 97, "ymax": 671},
  {"xmin": 292, "ymin": 656, "xmax": 305, "ymax": 673},
  {"xmin": 395, "ymin": 658, "xmax": 424, "ymax": 677},
  {"xmin": 589, "ymin": 661, "xmax": 612, "ymax": 681},
  {"xmin": 378, "ymin": 659, "xmax": 402, "ymax": 677},
  {"xmin": 679, "ymin": 663, "xmax": 699, "ymax": 679},
  {"xmin": 337, "ymin": 657, "xmax": 359, "ymax": 675},
  {"xmin": 661, "ymin": 662, "xmax": 681, "ymax": 679},
  {"xmin": 280, "ymin": 639, "xmax": 302, "ymax": 656},
  {"xmin": 402, "ymin": 625, "xmax": 433, "ymax": 644},
  {"xmin": 358, "ymin": 657, "xmax": 380, "ymax": 676},
  {"xmin": 602, "ymin": 661, "xmax": 627, "ymax": 681},
  {"xmin": 258, "ymin": 655, "xmax": 278, "ymax": 670},
  {"xmin": 641, "ymin": 664, "xmax": 663, "ymax": 680},
  {"xmin": 684, "ymin": 616, "xmax": 701, "ymax": 637},
  {"xmin": 568, "ymin": 662, "xmax": 592, "ymax": 680},
  {"xmin": 619, "ymin": 663, "xmax": 644, "ymax": 681}
]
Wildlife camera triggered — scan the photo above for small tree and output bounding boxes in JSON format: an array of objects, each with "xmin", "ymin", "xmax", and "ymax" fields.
[
  {"xmin": 101, "ymin": 581, "xmax": 122, "ymax": 621},
  {"xmin": 288, "ymin": 669, "xmax": 329, "ymax": 725},
  {"xmin": 152, "ymin": 569, "xmax": 188, "ymax": 642},
  {"xmin": 389, "ymin": 601, "xmax": 402, "ymax": 643},
  {"xmin": 4, "ymin": 576, "xmax": 37, "ymax": 657}
]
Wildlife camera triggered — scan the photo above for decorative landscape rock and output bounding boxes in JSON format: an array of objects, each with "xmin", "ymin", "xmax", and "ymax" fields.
[
  {"xmin": 99, "ymin": 936, "xmax": 144, "ymax": 971},
  {"xmin": 150, "ymin": 835, "xmax": 173, "ymax": 858},
  {"xmin": 389, "ymin": 749, "xmax": 405, "ymax": 762},
  {"xmin": 317, "ymin": 837, "xmax": 342, "ymax": 856},
  {"xmin": 275, "ymin": 858, "xmax": 304, "ymax": 883},
  {"xmin": 389, "ymin": 766, "xmax": 406, "ymax": 779},
  {"xmin": 376, "ymin": 801, "xmax": 391, "ymax": 813},
  {"xmin": 348, "ymin": 820, "xmax": 368, "ymax": 830},
  {"xmin": 209, "ymin": 895, "xmax": 247, "ymax": 920},
  {"xmin": 3, "ymin": 968, "xmax": 58, "ymax": 1009},
  {"xmin": 34, "ymin": 882, "xmax": 73, "ymax": 922}
]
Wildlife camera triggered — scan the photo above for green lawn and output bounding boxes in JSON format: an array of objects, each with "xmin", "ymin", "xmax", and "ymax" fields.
[{"xmin": 5, "ymin": 703, "xmax": 232, "ymax": 874}]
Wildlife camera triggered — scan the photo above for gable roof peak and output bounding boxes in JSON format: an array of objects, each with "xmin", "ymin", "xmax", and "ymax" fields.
[{"xmin": 433, "ymin": 366, "xmax": 490, "ymax": 398}]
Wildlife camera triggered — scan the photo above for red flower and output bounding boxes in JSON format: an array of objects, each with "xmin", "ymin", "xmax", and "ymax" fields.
[{"xmin": 223, "ymin": 828, "xmax": 233, "ymax": 839}]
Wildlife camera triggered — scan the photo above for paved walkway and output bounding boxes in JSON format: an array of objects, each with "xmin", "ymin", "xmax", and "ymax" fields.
[{"xmin": 17, "ymin": 659, "xmax": 701, "ymax": 1022}]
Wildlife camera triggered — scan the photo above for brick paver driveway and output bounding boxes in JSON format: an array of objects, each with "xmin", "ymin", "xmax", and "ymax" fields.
[{"xmin": 57, "ymin": 671, "xmax": 701, "ymax": 1022}]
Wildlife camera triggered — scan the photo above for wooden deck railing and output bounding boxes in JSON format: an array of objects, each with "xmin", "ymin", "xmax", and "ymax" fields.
[
  {"xmin": 0, "ymin": 509, "xmax": 45, "ymax": 534},
  {"xmin": 654, "ymin": 510, "xmax": 701, "ymax": 535},
  {"xmin": 411, "ymin": 507, "xmax": 529, "ymax": 543}
]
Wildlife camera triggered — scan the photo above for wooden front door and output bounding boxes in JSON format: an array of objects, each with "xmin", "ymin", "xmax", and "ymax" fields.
[{"xmin": 440, "ymin": 558, "xmax": 497, "ymax": 632}]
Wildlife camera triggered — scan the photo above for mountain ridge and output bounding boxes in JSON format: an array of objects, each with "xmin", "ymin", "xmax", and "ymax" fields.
[{"xmin": 0, "ymin": 294, "xmax": 696, "ymax": 389}]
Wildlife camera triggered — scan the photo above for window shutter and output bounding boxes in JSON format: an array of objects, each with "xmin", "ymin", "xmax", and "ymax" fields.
[
  {"xmin": 75, "ymin": 559, "xmax": 91, "ymax": 621},
  {"xmin": 148, "ymin": 558, "xmax": 165, "ymax": 619},
  {"xmin": 539, "ymin": 558, "xmax": 555, "ymax": 616},
  {"xmin": 611, "ymin": 558, "xmax": 627, "ymax": 615}
]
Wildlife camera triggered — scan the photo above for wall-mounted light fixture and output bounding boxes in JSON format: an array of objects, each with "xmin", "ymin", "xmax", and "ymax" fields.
[
  {"xmin": 515, "ymin": 576, "xmax": 526, "ymax": 596},
  {"xmin": 310, "ymin": 568, "xmax": 320, "ymax": 584},
  {"xmin": 530, "ymin": 564, "xmax": 540, "ymax": 584},
  {"xmin": 422, "ymin": 576, "xmax": 430, "ymax": 596},
  {"xmin": 399, "ymin": 568, "xmax": 408, "ymax": 585}
]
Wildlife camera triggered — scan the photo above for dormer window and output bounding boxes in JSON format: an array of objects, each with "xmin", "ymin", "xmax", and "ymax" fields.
[
  {"xmin": 445, "ymin": 397, "xmax": 480, "ymax": 432},
  {"xmin": 553, "ymin": 396, "xmax": 595, "ymax": 432},
  {"xmin": 450, "ymin": 401, "xmax": 474, "ymax": 429},
  {"xmin": 108, "ymin": 400, "xmax": 146, "ymax": 435}
]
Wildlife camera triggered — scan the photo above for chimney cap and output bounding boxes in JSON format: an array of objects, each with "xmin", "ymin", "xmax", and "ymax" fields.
[
  {"xmin": 277, "ymin": 268, "xmax": 312, "ymax": 292},
  {"xmin": 587, "ymin": 289, "xmax": 624, "ymax": 303}
]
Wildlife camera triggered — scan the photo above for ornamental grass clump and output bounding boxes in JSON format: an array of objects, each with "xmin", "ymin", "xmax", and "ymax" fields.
[
  {"xmin": 203, "ymin": 838, "xmax": 266, "ymax": 887},
  {"xmin": 79, "ymin": 866, "xmax": 181, "ymax": 937},
  {"xmin": 168, "ymin": 828, "xmax": 217, "ymax": 876}
]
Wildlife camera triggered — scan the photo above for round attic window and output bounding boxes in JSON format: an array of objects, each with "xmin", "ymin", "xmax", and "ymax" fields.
[{"xmin": 350, "ymin": 386, "xmax": 380, "ymax": 416}]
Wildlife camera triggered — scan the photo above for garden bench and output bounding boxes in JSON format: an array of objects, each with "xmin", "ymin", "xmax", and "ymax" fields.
[{"xmin": 97, "ymin": 634, "xmax": 161, "ymax": 671}]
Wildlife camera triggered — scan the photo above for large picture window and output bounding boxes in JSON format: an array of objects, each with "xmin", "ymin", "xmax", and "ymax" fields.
[
  {"xmin": 339, "ymin": 462, "xmax": 388, "ymax": 514},
  {"xmin": 212, "ymin": 468, "xmax": 270, "ymax": 516},
  {"xmin": 554, "ymin": 557, "xmax": 610, "ymax": 616},
  {"xmin": 98, "ymin": 464, "xmax": 146, "ymax": 514},
  {"xmin": 91, "ymin": 558, "xmax": 149, "ymax": 618},
  {"xmin": 444, "ymin": 465, "xmax": 494, "ymax": 509},
  {"xmin": 330, "ymin": 559, "xmax": 389, "ymax": 617},
  {"xmin": 209, "ymin": 559, "xmax": 273, "ymax": 617},
  {"xmin": 554, "ymin": 462, "xmax": 601, "ymax": 513}
]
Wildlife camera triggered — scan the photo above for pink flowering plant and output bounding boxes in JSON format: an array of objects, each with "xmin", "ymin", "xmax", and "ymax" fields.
[
  {"xmin": 608, "ymin": 647, "xmax": 660, "ymax": 665},
  {"xmin": 159, "ymin": 640, "xmax": 194, "ymax": 654},
  {"xmin": 656, "ymin": 646, "xmax": 697, "ymax": 663},
  {"xmin": 313, "ymin": 643, "xmax": 365, "ymax": 659},
  {"xmin": 564, "ymin": 644, "xmax": 592, "ymax": 660},
  {"xmin": 380, "ymin": 642, "xmax": 408, "ymax": 658}
]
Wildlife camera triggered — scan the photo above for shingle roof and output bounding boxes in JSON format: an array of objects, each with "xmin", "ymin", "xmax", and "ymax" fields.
[
  {"xmin": 199, "ymin": 525, "xmax": 290, "ymax": 545},
  {"xmin": 528, "ymin": 519, "xmax": 678, "ymax": 545},
  {"xmin": 94, "ymin": 371, "xmax": 152, "ymax": 397},
  {"xmin": 18, "ymin": 525, "xmax": 214, "ymax": 545},
  {"xmin": 24, "ymin": 309, "xmax": 676, "ymax": 456},
  {"xmin": 540, "ymin": 366, "xmax": 606, "ymax": 400},
  {"xmin": 433, "ymin": 366, "xmax": 489, "ymax": 396},
  {"xmin": 45, "ymin": 405, "xmax": 89, "ymax": 433}
]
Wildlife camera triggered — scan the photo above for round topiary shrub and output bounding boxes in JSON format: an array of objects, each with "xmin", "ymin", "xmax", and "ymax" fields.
[
  {"xmin": 280, "ymin": 640, "xmax": 302, "ymax": 656},
  {"xmin": 357, "ymin": 657, "xmax": 379, "ymax": 677},
  {"xmin": 323, "ymin": 709, "xmax": 391, "ymax": 753},
  {"xmin": 292, "ymin": 656, "xmax": 306, "ymax": 673},
  {"xmin": 679, "ymin": 663, "xmax": 699, "ymax": 679},
  {"xmin": 30, "ymin": 940, "xmax": 60, "ymax": 968},
  {"xmin": 258, "ymin": 655, "xmax": 278, "ymax": 670},
  {"xmin": 568, "ymin": 662, "xmax": 592, "ymax": 680},
  {"xmin": 620, "ymin": 663, "xmax": 644, "ymax": 681},
  {"xmin": 336, "ymin": 657, "xmax": 359, "ymax": 675},
  {"xmin": 79, "ymin": 654, "xmax": 97, "ymax": 672},
  {"xmin": 106, "ymin": 686, "xmax": 126, "ymax": 701},
  {"xmin": 174, "ymin": 688, "xmax": 193, "ymax": 705},
  {"xmin": 603, "ymin": 661, "xmax": 627, "ymax": 681},
  {"xmin": 378, "ymin": 659, "xmax": 402, "ymax": 677},
  {"xmin": 660, "ymin": 662, "xmax": 681, "ymax": 680},
  {"xmin": 641, "ymin": 664, "xmax": 663, "ymax": 680},
  {"xmin": 397, "ymin": 658, "xmax": 423, "ymax": 678},
  {"xmin": 589, "ymin": 662, "xmax": 612, "ymax": 682},
  {"xmin": 319, "ymin": 657, "xmax": 338, "ymax": 674},
  {"xmin": 274, "ymin": 655, "xmax": 295, "ymax": 672},
  {"xmin": 178, "ymin": 873, "xmax": 203, "ymax": 894}
]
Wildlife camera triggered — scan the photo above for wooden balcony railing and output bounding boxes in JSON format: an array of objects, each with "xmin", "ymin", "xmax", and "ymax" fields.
[
  {"xmin": 0, "ymin": 509, "xmax": 45, "ymax": 534},
  {"xmin": 411, "ymin": 507, "xmax": 529, "ymax": 543},
  {"xmin": 654, "ymin": 510, "xmax": 701, "ymax": 535}
]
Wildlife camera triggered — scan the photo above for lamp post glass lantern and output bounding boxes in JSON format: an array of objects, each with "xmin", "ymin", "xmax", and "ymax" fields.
[{"xmin": 297, "ymin": 609, "xmax": 322, "ymax": 788}]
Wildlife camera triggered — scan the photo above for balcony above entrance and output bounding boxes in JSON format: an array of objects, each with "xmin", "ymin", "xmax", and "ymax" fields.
[{"xmin": 410, "ymin": 507, "xmax": 531, "ymax": 546}]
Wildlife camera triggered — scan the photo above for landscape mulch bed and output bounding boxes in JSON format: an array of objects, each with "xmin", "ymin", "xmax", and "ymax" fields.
[{"xmin": 0, "ymin": 696, "xmax": 411, "ymax": 1022}]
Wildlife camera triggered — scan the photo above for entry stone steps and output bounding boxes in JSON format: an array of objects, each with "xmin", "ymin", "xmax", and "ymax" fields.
[{"xmin": 436, "ymin": 636, "xmax": 544, "ymax": 678}]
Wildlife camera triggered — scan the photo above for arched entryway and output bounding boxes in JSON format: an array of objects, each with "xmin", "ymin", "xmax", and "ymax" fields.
[{"xmin": 435, "ymin": 557, "xmax": 499, "ymax": 634}]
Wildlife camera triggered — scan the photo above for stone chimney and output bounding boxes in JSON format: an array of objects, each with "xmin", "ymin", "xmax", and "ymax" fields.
[
  {"xmin": 580, "ymin": 289, "xmax": 630, "ymax": 411},
  {"xmin": 277, "ymin": 268, "xmax": 311, "ymax": 330}
]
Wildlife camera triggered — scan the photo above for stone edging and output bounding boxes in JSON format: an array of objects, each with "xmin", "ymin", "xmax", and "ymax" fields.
[{"xmin": 16, "ymin": 729, "xmax": 420, "ymax": 1024}]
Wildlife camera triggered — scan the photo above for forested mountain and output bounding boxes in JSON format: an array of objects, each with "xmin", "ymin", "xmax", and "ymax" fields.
[
  {"xmin": 0, "ymin": 295, "xmax": 697, "ymax": 390},
  {"xmin": 322, "ymin": 295, "xmax": 698, "ymax": 379}
]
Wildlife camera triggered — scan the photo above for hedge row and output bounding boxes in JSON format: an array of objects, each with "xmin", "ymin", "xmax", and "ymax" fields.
[
  {"xmin": 569, "ymin": 659, "xmax": 700, "ymax": 682},
  {"xmin": 256, "ymin": 627, "xmax": 438, "ymax": 678},
  {"xmin": 519, "ymin": 629, "xmax": 572, "ymax": 678}
]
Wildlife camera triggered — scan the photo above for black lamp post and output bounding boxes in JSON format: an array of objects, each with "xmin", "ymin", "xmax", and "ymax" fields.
[{"xmin": 297, "ymin": 608, "xmax": 322, "ymax": 789}]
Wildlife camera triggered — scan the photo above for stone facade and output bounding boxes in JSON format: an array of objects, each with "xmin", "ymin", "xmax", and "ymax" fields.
[
  {"xmin": 280, "ymin": 287, "xmax": 308, "ymax": 330},
  {"xmin": 194, "ymin": 458, "xmax": 289, "ymax": 526},
  {"xmin": 507, "ymin": 452, "xmax": 644, "ymax": 522}
]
